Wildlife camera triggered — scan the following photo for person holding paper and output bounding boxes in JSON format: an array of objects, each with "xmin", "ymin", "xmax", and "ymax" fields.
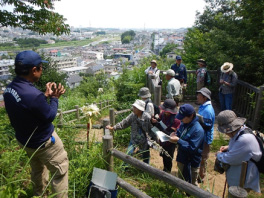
[
  {"xmin": 151, "ymin": 99, "xmax": 180, "ymax": 173},
  {"xmin": 196, "ymin": 87, "xmax": 215, "ymax": 183},
  {"xmin": 170, "ymin": 104, "xmax": 204, "ymax": 186}
]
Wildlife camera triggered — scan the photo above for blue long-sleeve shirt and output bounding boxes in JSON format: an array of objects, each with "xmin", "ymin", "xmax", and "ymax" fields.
[
  {"xmin": 4, "ymin": 76, "xmax": 58, "ymax": 148},
  {"xmin": 171, "ymin": 63, "xmax": 187, "ymax": 84},
  {"xmin": 198, "ymin": 101, "xmax": 215, "ymax": 144},
  {"xmin": 176, "ymin": 117, "xmax": 204, "ymax": 167}
]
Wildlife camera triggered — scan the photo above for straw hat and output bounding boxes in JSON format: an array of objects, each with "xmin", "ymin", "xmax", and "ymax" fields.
[{"xmin": 221, "ymin": 62, "xmax": 233, "ymax": 73}]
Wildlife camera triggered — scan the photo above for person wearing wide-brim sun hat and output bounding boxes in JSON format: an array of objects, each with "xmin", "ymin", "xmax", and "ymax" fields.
[
  {"xmin": 216, "ymin": 110, "xmax": 262, "ymax": 193},
  {"xmin": 138, "ymin": 87, "xmax": 154, "ymax": 117},
  {"xmin": 106, "ymin": 99, "xmax": 155, "ymax": 164},
  {"xmin": 219, "ymin": 62, "xmax": 238, "ymax": 111},
  {"xmin": 151, "ymin": 99, "xmax": 181, "ymax": 173},
  {"xmin": 145, "ymin": 60, "xmax": 160, "ymax": 86}
]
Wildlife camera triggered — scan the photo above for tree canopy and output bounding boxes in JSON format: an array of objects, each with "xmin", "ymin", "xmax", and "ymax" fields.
[
  {"xmin": 159, "ymin": 43, "xmax": 178, "ymax": 58},
  {"xmin": 121, "ymin": 30, "xmax": 136, "ymax": 44},
  {"xmin": 183, "ymin": 0, "xmax": 264, "ymax": 86},
  {"xmin": 0, "ymin": 0, "xmax": 70, "ymax": 36}
]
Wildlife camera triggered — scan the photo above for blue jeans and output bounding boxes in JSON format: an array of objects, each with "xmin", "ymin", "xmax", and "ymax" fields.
[
  {"xmin": 219, "ymin": 92, "xmax": 233, "ymax": 111},
  {"xmin": 126, "ymin": 141, "xmax": 150, "ymax": 164}
]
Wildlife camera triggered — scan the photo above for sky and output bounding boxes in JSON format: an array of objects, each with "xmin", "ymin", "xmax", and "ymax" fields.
[{"xmin": 53, "ymin": 0, "xmax": 206, "ymax": 29}]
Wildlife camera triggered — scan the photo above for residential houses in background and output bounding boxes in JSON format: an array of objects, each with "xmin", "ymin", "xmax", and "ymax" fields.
[{"xmin": 0, "ymin": 27, "xmax": 186, "ymax": 101}]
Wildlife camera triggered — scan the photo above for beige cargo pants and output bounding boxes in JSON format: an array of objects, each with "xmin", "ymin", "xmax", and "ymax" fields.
[{"xmin": 18, "ymin": 131, "xmax": 68, "ymax": 198}]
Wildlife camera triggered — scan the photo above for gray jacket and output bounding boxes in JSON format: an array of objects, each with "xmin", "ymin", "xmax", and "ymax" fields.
[
  {"xmin": 219, "ymin": 71, "xmax": 238, "ymax": 94},
  {"xmin": 113, "ymin": 112, "xmax": 153, "ymax": 149}
]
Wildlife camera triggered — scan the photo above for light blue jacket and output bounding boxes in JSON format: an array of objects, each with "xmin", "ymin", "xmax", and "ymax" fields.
[{"xmin": 198, "ymin": 101, "xmax": 215, "ymax": 144}]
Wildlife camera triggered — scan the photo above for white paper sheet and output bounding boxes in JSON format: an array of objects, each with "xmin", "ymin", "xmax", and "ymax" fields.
[{"xmin": 156, "ymin": 131, "xmax": 170, "ymax": 142}]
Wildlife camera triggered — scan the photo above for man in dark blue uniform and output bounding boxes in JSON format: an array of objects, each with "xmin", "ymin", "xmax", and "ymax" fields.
[
  {"xmin": 4, "ymin": 51, "xmax": 68, "ymax": 198},
  {"xmin": 171, "ymin": 55, "xmax": 187, "ymax": 88}
]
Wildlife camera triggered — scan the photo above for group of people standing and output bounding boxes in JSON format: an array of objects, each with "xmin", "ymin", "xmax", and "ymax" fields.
[
  {"xmin": 3, "ymin": 51, "xmax": 262, "ymax": 197},
  {"xmin": 108, "ymin": 56, "xmax": 262, "ymax": 193}
]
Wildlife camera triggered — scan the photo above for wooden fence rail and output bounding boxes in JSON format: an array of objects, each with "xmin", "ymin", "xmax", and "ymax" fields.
[
  {"xmin": 147, "ymin": 70, "xmax": 264, "ymax": 129},
  {"xmin": 233, "ymin": 81, "xmax": 264, "ymax": 129},
  {"xmin": 56, "ymin": 99, "xmax": 114, "ymax": 126},
  {"xmin": 102, "ymin": 134, "xmax": 218, "ymax": 198}
]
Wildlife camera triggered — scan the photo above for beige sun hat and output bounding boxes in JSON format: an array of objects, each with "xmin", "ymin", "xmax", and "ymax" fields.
[
  {"xmin": 150, "ymin": 60, "xmax": 157, "ymax": 65},
  {"xmin": 217, "ymin": 110, "xmax": 246, "ymax": 133},
  {"xmin": 132, "ymin": 99, "xmax": 146, "ymax": 112},
  {"xmin": 221, "ymin": 62, "xmax": 233, "ymax": 73}
]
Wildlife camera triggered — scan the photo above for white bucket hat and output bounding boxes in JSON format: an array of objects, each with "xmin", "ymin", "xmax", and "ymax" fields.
[
  {"xmin": 221, "ymin": 62, "xmax": 233, "ymax": 73},
  {"xmin": 164, "ymin": 69, "xmax": 175, "ymax": 77},
  {"xmin": 132, "ymin": 99, "xmax": 145, "ymax": 112}
]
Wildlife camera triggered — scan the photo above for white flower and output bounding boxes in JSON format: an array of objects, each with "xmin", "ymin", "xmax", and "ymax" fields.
[
  {"xmin": 81, "ymin": 104, "xmax": 100, "ymax": 118},
  {"xmin": 98, "ymin": 88, "xmax": 103, "ymax": 93}
]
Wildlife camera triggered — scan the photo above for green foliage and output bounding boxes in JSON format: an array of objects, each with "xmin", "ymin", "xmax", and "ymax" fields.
[
  {"xmin": 15, "ymin": 38, "xmax": 48, "ymax": 48},
  {"xmin": 95, "ymin": 31, "xmax": 106, "ymax": 35},
  {"xmin": 0, "ymin": 43, "xmax": 14, "ymax": 47},
  {"xmin": 0, "ymin": 0, "xmax": 70, "ymax": 36},
  {"xmin": 121, "ymin": 30, "xmax": 136, "ymax": 44},
  {"xmin": 34, "ymin": 56, "xmax": 67, "ymax": 93},
  {"xmin": 76, "ymin": 72, "xmax": 110, "ymax": 99},
  {"xmin": 159, "ymin": 43, "xmax": 178, "ymax": 58},
  {"xmin": 183, "ymin": 0, "xmax": 264, "ymax": 86}
]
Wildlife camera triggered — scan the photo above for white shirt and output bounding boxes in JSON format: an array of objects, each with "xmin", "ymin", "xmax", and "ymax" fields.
[
  {"xmin": 217, "ymin": 126, "xmax": 262, "ymax": 192},
  {"xmin": 145, "ymin": 66, "xmax": 160, "ymax": 86},
  {"xmin": 144, "ymin": 98, "xmax": 154, "ymax": 117},
  {"xmin": 166, "ymin": 78, "xmax": 181, "ymax": 99}
]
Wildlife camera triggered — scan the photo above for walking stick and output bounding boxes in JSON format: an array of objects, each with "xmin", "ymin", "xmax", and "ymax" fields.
[{"xmin": 222, "ymin": 179, "xmax": 227, "ymax": 198}]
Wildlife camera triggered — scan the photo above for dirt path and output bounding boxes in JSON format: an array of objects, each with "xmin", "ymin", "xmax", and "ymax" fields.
[{"xmin": 149, "ymin": 149, "xmax": 226, "ymax": 197}]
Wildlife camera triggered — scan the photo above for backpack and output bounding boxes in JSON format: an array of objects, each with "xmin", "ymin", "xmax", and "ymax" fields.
[
  {"xmin": 145, "ymin": 100, "xmax": 160, "ymax": 117},
  {"xmin": 204, "ymin": 70, "xmax": 211, "ymax": 86},
  {"xmin": 86, "ymin": 182, "xmax": 118, "ymax": 198},
  {"xmin": 235, "ymin": 128, "xmax": 264, "ymax": 174}
]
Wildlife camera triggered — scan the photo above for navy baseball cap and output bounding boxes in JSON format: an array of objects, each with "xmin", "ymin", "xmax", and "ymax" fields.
[
  {"xmin": 176, "ymin": 104, "xmax": 195, "ymax": 120},
  {"xmin": 176, "ymin": 55, "xmax": 182, "ymax": 60},
  {"xmin": 15, "ymin": 51, "xmax": 48, "ymax": 68}
]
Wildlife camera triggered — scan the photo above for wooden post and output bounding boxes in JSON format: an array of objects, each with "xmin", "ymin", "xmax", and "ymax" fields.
[
  {"xmin": 58, "ymin": 109, "xmax": 63, "ymax": 126},
  {"xmin": 228, "ymin": 186, "xmax": 248, "ymax": 198},
  {"xmin": 111, "ymin": 149, "xmax": 218, "ymax": 198},
  {"xmin": 117, "ymin": 177, "xmax": 152, "ymax": 198},
  {"xmin": 154, "ymin": 85, "xmax": 161, "ymax": 106},
  {"xmin": 100, "ymin": 101, "xmax": 102, "ymax": 111},
  {"xmin": 252, "ymin": 85, "xmax": 264, "ymax": 129},
  {"xmin": 239, "ymin": 161, "xmax": 248, "ymax": 188},
  {"xmin": 103, "ymin": 135, "xmax": 114, "ymax": 171},
  {"xmin": 75, "ymin": 105, "xmax": 80, "ymax": 121},
  {"xmin": 103, "ymin": 119, "xmax": 110, "ymax": 135},
  {"xmin": 109, "ymin": 108, "xmax": 115, "ymax": 126}
]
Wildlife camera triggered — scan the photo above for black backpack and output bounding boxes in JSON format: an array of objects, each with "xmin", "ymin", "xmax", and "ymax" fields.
[
  {"xmin": 204, "ymin": 70, "xmax": 211, "ymax": 86},
  {"xmin": 235, "ymin": 128, "xmax": 264, "ymax": 174},
  {"xmin": 145, "ymin": 100, "xmax": 160, "ymax": 117}
]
